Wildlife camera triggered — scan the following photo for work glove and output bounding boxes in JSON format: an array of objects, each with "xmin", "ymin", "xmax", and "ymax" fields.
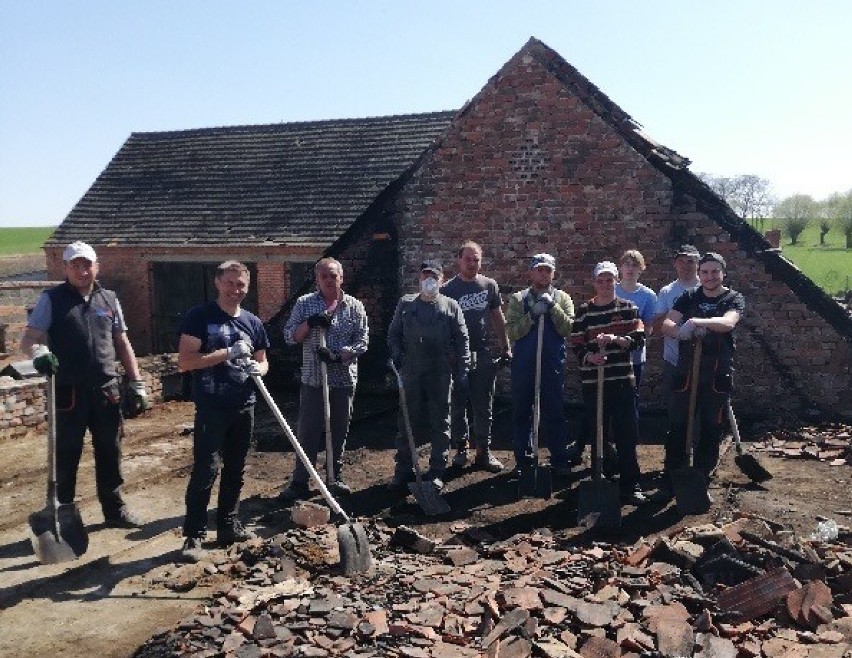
[
  {"xmin": 531, "ymin": 292, "xmax": 555, "ymax": 318},
  {"xmin": 676, "ymin": 319, "xmax": 707, "ymax": 341},
  {"xmin": 227, "ymin": 339, "xmax": 252, "ymax": 360},
  {"xmin": 307, "ymin": 311, "xmax": 332, "ymax": 329},
  {"xmin": 316, "ymin": 346, "xmax": 342, "ymax": 364},
  {"xmin": 242, "ymin": 359, "xmax": 264, "ymax": 376},
  {"xmin": 128, "ymin": 380, "xmax": 152, "ymax": 411},
  {"xmin": 31, "ymin": 344, "xmax": 59, "ymax": 376}
]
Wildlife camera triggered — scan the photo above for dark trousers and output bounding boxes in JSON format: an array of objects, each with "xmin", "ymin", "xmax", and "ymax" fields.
[
  {"xmin": 183, "ymin": 404, "xmax": 254, "ymax": 538},
  {"xmin": 581, "ymin": 379, "xmax": 641, "ymax": 492},
  {"xmin": 291, "ymin": 384, "xmax": 353, "ymax": 486},
  {"xmin": 395, "ymin": 368, "xmax": 451, "ymax": 477},
  {"xmin": 451, "ymin": 350, "xmax": 497, "ymax": 450},
  {"xmin": 510, "ymin": 366, "xmax": 569, "ymax": 466},
  {"xmin": 55, "ymin": 383, "xmax": 125, "ymax": 517},
  {"xmin": 666, "ymin": 369, "xmax": 728, "ymax": 478}
]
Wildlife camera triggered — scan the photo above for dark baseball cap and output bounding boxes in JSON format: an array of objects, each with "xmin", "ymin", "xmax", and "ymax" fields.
[
  {"xmin": 674, "ymin": 244, "xmax": 700, "ymax": 259},
  {"xmin": 420, "ymin": 260, "xmax": 443, "ymax": 276},
  {"xmin": 699, "ymin": 252, "xmax": 727, "ymax": 271}
]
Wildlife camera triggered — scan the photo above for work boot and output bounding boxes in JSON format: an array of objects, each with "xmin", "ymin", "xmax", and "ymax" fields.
[
  {"xmin": 649, "ymin": 486, "xmax": 674, "ymax": 504},
  {"xmin": 564, "ymin": 441, "xmax": 584, "ymax": 466},
  {"xmin": 551, "ymin": 461, "xmax": 573, "ymax": 478},
  {"xmin": 451, "ymin": 448, "xmax": 469, "ymax": 469},
  {"xmin": 217, "ymin": 519, "xmax": 256, "ymax": 547},
  {"xmin": 181, "ymin": 536, "xmax": 206, "ymax": 563},
  {"xmin": 330, "ymin": 480, "xmax": 352, "ymax": 496},
  {"xmin": 386, "ymin": 471, "xmax": 415, "ymax": 493},
  {"xmin": 474, "ymin": 449, "xmax": 504, "ymax": 473},
  {"xmin": 104, "ymin": 507, "xmax": 144, "ymax": 529},
  {"xmin": 621, "ymin": 485, "xmax": 649, "ymax": 506},
  {"xmin": 277, "ymin": 482, "xmax": 310, "ymax": 505}
]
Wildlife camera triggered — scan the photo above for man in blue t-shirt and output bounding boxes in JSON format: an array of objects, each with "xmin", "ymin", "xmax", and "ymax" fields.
[{"xmin": 177, "ymin": 261, "xmax": 269, "ymax": 562}]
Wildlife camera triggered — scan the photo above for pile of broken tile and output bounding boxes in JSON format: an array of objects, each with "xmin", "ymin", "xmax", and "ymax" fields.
[
  {"xmin": 134, "ymin": 513, "xmax": 852, "ymax": 658},
  {"xmin": 752, "ymin": 423, "xmax": 852, "ymax": 467}
]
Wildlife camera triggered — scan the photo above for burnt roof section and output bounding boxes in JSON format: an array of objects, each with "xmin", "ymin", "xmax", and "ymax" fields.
[{"xmin": 48, "ymin": 111, "xmax": 455, "ymax": 248}]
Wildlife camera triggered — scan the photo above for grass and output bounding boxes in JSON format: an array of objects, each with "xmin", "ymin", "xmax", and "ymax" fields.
[
  {"xmin": 0, "ymin": 227, "xmax": 56, "ymax": 255},
  {"xmin": 749, "ymin": 220, "xmax": 852, "ymax": 296}
]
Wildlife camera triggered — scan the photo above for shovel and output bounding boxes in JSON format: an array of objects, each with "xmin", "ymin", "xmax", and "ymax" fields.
[
  {"xmin": 576, "ymin": 363, "xmax": 621, "ymax": 529},
  {"xmin": 517, "ymin": 315, "xmax": 552, "ymax": 499},
  {"xmin": 253, "ymin": 374, "xmax": 372, "ymax": 575},
  {"xmin": 729, "ymin": 402, "xmax": 772, "ymax": 483},
  {"xmin": 388, "ymin": 360, "xmax": 451, "ymax": 516},
  {"xmin": 672, "ymin": 339, "xmax": 712, "ymax": 515},
  {"xmin": 29, "ymin": 374, "xmax": 88, "ymax": 564}
]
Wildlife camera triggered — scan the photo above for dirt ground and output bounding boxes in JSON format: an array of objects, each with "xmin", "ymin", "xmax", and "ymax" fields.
[{"xmin": 0, "ymin": 390, "xmax": 849, "ymax": 658}]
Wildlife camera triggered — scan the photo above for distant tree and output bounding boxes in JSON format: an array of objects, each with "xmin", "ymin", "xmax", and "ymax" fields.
[
  {"xmin": 773, "ymin": 194, "xmax": 818, "ymax": 245},
  {"xmin": 826, "ymin": 190, "xmax": 852, "ymax": 249},
  {"xmin": 816, "ymin": 199, "xmax": 833, "ymax": 246},
  {"xmin": 698, "ymin": 172, "xmax": 774, "ymax": 227}
]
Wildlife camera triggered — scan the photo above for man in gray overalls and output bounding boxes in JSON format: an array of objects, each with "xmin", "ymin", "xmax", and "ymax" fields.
[{"xmin": 387, "ymin": 260, "xmax": 470, "ymax": 492}]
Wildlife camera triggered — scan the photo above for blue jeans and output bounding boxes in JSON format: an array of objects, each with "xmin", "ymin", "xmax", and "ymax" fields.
[{"xmin": 183, "ymin": 404, "xmax": 254, "ymax": 538}]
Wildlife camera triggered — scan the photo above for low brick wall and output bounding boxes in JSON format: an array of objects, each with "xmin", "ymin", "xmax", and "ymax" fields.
[{"xmin": 0, "ymin": 353, "xmax": 180, "ymax": 441}]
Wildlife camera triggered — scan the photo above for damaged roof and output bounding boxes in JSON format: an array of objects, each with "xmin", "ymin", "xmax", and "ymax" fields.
[{"xmin": 47, "ymin": 111, "xmax": 455, "ymax": 248}]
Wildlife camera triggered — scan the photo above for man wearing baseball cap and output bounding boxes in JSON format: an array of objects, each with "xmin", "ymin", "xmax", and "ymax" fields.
[
  {"xmin": 387, "ymin": 259, "xmax": 470, "ymax": 492},
  {"xmin": 21, "ymin": 241, "xmax": 150, "ymax": 528},
  {"xmin": 570, "ymin": 261, "xmax": 648, "ymax": 504},
  {"xmin": 505, "ymin": 253, "xmax": 575, "ymax": 476},
  {"xmin": 659, "ymin": 251, "xmax": 745, "ymax": 497}
]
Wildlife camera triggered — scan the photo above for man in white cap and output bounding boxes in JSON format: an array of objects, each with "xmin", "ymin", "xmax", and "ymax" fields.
[
  {"xmin": 21, "ymin": 241, "xmax": 150, "ymax": 528},
  {"xmin": 570, "ymin": 261, "xmax": 648, "ymax": 504},
  {"xmin": 505, "ymin": 253, "xmax": 575, "ymax": 476}
]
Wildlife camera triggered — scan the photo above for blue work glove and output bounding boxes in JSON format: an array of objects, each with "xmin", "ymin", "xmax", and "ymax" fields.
[
  {"xmin": 227, "ymin": 340, "xmax": 252, "ymax": 360},
  {"xmin": 31, "ymin": 345, "xmax": 59, "ymax": 376},
  {"xmin": 316, "ymin": 346, "xmax": 342, "ymax": 364},
  {"xmin": 307, "ymin": 311, "xmax": 332, "ymax": 329},
  {"xmin": 531, "ymin": 292, "xmax": 554, "ymax": 318}
]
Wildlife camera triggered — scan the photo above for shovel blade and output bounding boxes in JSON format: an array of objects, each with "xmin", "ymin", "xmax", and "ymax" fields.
[
  {"xmin": 671, "ymin": 466, "xmax": 711, "ymax": 515},
  {"xmin": 576, "ymin": 479, "xmax": 621, "ymax": 530},
  {"xmin": 735, "ymin": 454, "xmax": 773, "ymax": 483},
  {"xmin": 408, "ymin": 481, "xmax": 450, "ymax": 516},
  {"xmin": 28, "ymin": 503, "xmax": 88, "ymax": 564},
  {"xmin": 337, "ymin": 522, "xmax": 372, "ymax": 575},
  {"xmin": 517, "ymin": 461, "xmax": 552, "ymax": 499}
]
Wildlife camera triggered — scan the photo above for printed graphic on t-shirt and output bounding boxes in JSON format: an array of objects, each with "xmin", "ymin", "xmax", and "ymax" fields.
[{"xmin": 456, "ymin": 289, "xmax": 490, "ymax": 313}]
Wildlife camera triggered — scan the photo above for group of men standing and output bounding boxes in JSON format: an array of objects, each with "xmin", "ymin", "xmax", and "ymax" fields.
[{"xmin": 22, "ymin": 238, "xmax": 742, "ymax": 563}]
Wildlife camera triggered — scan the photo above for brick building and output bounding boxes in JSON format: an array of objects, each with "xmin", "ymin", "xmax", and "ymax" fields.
[{"xmin": 46, "ymin": 38, "xmax": 852, "ymax": 419}]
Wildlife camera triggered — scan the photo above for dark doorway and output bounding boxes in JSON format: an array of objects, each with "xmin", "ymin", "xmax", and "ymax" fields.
[{"xmin": 150, "ymin": 262, "xmax": 259, "ymax": 353}]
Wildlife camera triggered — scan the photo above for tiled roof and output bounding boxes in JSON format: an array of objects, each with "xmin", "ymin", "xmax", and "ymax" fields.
[{"xmin": 48, "ymin": 112, "xmax": 455, "ymax": 247}]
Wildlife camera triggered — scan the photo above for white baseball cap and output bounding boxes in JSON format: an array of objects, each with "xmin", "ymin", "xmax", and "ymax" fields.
[
  {"xmin": 593, "ymin": 261, "xmax": 619, "ymax": 278},
  {"xmin": 63, "ymin": 241, "xmax": 97, "ymax": 263}
]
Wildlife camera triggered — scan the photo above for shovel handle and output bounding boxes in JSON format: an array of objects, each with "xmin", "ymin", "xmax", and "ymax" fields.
[
  {"xmin": 727, "ymin": 401, "xmax": 743, "ymax": 455},
  {"xmin": 252, "ymin": 374, "xmax": 349, "ymax": 522},
  {"xmin": 595, "ymin": 364, "xmax": 604, "ymax": 481},
  {"xmin": 45, "ymin": 374, "xmax": 58, "ymax": 509},
  {"xmin": 318, "ymin": 327, "xmax": 335, "ymax": 483},
  {"xmin": 531, "ymin": 315, "xmax": 545, "ymax": 455},
  {"xmin": 685, "ymin": 339, "xmax": 702, "ymax": 466},
  {"xmin": 387, "ymin": 360, "xmax": 427, "ymax": 484}
]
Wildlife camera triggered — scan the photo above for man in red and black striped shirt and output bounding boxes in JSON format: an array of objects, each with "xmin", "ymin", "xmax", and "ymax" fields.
[{"xmin": 570, "ymin": 261, "xmax": 648, "ymax": 505}]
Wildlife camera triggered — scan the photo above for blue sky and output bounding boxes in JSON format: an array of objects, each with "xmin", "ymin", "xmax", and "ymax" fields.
[{"xmin": 1, "ymin": 0, "xmax": 850, "ymax": 227}]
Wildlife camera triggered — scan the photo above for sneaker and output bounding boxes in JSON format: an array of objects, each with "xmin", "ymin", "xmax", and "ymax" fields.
[
  {"xmin": 217, "ymin": 520, "xmax": 257, "ymax": 547},
  {"xmin": 451, "ymin": 449, "xmax": 469, "ymax": 469},
  {"xmin": 181, "ymin": 536, "xmax": 206, "ymax": 563},
  {"xmin": 277, "ymin": 482, "xmax": 310, "ymax": 504},
  {"xmin": 474, "ymin": 450, "xmax": 504, "ymax": 473},
  {"xmin": 104, "ymin": 507, "xmax": 144, "ymax": 528},
  {"xmin": 330, "ymin": 480, "xmax": 352, "ymax": 496},
  {"xmin": 621, "ymin": 486, "xmax": 649, "ymax": 506},
  {"xmin": 386, "ymin": 471, "xmax": 415, "ymax": 493}
]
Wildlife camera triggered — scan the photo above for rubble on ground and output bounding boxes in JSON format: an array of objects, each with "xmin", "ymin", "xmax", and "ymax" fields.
[
  {"xmin": 134, "ymin": 513, "xmax": 852, "ymax": 658},
  {"xmin": 752, "ymin": 424, "xmax": 852, "ymax": 467}
]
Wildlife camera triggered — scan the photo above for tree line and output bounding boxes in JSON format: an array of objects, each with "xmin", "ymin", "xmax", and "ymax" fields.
[{"xmin": 697, "ymin": 173, "xmax": 852, "ymax": 249}]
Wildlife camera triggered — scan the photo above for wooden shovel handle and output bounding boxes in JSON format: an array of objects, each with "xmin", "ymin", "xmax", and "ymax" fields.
[{"xmin": 685, "ymin": 339, "xmax": 702, "ymax": 465}]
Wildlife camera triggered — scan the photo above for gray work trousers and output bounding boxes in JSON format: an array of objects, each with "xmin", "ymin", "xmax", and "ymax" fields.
[
  {"xmin": 291, "ymin": 384, "xmax": 354, "ymax": 486},
  {"xmin": 395, "ymin": 368, "xmax": 451, "ymax": 478},
  {"xmin": 451, "ymin": 350, "xmax": 497, "ymax": 450}
]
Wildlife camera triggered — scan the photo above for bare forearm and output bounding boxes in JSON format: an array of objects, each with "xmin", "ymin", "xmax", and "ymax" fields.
[{"xmin": 115, "ymin": 333, "xmax": 143, "ymax": 380}]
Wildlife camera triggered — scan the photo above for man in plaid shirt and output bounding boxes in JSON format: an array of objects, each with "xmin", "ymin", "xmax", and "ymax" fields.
[{"xmin": 278, "ymin": 258, "xmax": 369, "ymax": 502}]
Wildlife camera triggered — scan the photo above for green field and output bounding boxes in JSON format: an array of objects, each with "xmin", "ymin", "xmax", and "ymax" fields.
[
  {"xmin": 0, "ymin": 227, "xmax": 56, "ymax": 255},
  {"xmin": 752, "ymin": 221, "xmax": 852, "ymax": 296}
]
